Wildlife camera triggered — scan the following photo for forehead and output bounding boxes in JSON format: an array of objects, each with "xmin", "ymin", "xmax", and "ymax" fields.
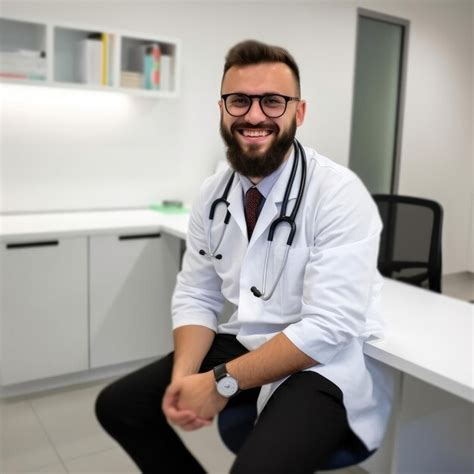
[{"xmin": 222, "ymin": 62, "xmax": 297, "ymax": 95}]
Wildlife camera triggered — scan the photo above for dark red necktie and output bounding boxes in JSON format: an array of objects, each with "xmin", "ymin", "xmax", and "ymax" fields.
[{"xmin": 245, "ymin": 187, "xmax": 263, "ymax": 240}]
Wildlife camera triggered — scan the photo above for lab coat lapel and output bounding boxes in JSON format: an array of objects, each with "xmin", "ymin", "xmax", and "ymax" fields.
[{"xmin": 227, "ymin": 176, "xmax": 247, "ymax": 239}]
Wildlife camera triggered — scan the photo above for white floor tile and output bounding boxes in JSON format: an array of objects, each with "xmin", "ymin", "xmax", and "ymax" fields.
[
  {"xmin": 28, "ymin": 382, "xmax": 117, "ymax": 462},
  {"xmin": 64, "ymin": 447, "xmax": 139, "ymax": 473},
  {"xmin": 0, "ymin": 399, "xmax": 61, "ymax": 473},
  {"xmin": 22, "ymin": 462, "xmax": 68, "ymax": 473},
  {"xmin": 173, "ymin": 420, "xmax": 235, "ymax": 474}
]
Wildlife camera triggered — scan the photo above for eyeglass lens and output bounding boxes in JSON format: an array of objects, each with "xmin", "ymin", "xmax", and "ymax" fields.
[{"xmin": 225, "ymin": 94, "xmax": 288, "ymax": 118}]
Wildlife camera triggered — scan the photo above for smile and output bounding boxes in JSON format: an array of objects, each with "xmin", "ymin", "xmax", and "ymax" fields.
[{"xmin": 238, "ymin": 129, "xmax": 273, "ymax": 137}]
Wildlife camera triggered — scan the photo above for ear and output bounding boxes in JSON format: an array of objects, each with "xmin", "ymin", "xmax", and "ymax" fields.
[
  {"xmin": 218, "ymin": 99, "xmax": 223, "ymax": 111},
  {"xmin": 296, "ymin": 100, "xmax": 306, "ymax": 127}
]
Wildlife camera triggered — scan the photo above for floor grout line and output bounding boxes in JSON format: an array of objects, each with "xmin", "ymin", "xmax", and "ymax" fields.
[{"xmin": 27, "ymin": 399, "xmax": 70, "ymax": 473}]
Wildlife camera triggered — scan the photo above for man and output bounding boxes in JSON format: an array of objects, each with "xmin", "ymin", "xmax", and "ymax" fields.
[{"xmin": 95, "ymin": 40, "xmax": 392, "ymax": 473}]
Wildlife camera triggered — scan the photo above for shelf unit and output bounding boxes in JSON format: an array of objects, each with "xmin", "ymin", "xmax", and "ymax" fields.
[{"xmin": 0, "ymin": 15, "xmax": 181, "ymax": 98}]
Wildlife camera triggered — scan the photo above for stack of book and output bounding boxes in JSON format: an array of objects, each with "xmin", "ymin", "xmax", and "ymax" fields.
[
  {"xmin": 0, "ymin": 49, "xmax": 47, "ymax": 81},
  {"xmin": 78, "ymin": 32, "xmax": 114, "ymax": 86},
  {"xmin": 120, "ymin": 71, "xmax": 143, "ymax": 88},
  {"xmin": 127, "ymin": 43, "xmax": 172, "ymax": 91}
]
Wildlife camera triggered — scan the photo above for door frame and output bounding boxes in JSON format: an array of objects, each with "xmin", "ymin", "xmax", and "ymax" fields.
[{"xmin": 350, "ymin": 8, "xmax": 410, "ymax": 194}]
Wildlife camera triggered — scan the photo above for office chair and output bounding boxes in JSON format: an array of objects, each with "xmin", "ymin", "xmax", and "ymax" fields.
[
  {"xmin": 218, "ymin": 404, "xmax": 375, "ymax": 470},
  {"xmin": 372, "ymin": 194, "xmax": 443, "ymax": 293}
]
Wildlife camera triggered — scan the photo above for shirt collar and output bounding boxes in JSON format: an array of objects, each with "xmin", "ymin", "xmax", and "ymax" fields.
[{"xmin": 238, "ymin": 148, "xmax": 293, "ymax": 199}]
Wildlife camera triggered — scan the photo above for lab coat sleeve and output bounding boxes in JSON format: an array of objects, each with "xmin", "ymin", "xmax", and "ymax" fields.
[
  {"xmin": 171, "ymin": 177, "xmax": 225, "ymax": 332},
  {"xmin": 283, "ymin": 174, "xmax": 382, "ymax": 365}
]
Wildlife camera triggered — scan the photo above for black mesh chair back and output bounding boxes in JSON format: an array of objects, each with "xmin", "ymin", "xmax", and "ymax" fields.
[{"xmin": 372, "ymin": 194, "xmax": 443, "ymax": 293}]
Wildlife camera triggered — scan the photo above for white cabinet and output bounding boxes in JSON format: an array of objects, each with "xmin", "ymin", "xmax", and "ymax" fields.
[
  {"xmin": 89, "ymin": 232, "xmax": 180, "ymax": 369},
  {"xmin": 0, "ymin": 15, "xmax": 181, "ymax": 98},
  {"xmin": 0, "ymin": 237, "xmax": 88, "ymax": 385}
]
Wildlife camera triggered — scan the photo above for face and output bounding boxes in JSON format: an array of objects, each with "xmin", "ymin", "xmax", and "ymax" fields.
[{"xmin": 219, "ymin": 62, "xmax": 306, "ymax": 180}]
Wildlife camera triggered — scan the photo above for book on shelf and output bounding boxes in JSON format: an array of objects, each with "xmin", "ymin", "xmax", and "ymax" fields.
[
  {"xmin": 0, "ymin": 49, "xmax": 47, "ymax": 80},
  {"xmin": 143, "ymin": 43, "xmax": 160, "ymax": 90},
  {"xmin": 78, "ymin": 34, "xmax": 101, "ymax": 85},
  {"xmin": 78, "ymin": 32, "xmax": 113, "ymax": 86},
  {"xmin": 160, "ymin": 54, "xmax": 172, "ymax": 91},
  {"xmin": 101, "ymin": 32, "xmax": 108, "ymax": 86},
  {"xmin": 108, "ymin": 33, "xmax": 115, "ymax": 86},
  {"xmin": 120, "ymin": 70, "xmax": 143, "ymax": 88}
]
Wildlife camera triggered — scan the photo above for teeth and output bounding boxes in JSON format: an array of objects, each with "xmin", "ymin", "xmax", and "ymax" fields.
[{"xmin": 242, "ymin": 129, "xmax": 271, "ymax": 137}]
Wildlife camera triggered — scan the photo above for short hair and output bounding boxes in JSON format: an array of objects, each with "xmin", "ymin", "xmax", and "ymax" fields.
[{"xmin": 222, "ymin": 39, "xmax": 301, "ymax": 96}]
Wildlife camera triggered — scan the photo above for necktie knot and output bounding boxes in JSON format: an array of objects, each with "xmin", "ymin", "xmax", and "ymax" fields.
[{"xmin": 245, "ymin": 187, "xmax": 263, "ymax": 240}]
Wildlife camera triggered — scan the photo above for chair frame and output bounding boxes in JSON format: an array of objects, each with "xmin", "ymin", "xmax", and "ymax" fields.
[{"xmin": 372, "ymin": 194, "xmax": 443, "ymax": 293}]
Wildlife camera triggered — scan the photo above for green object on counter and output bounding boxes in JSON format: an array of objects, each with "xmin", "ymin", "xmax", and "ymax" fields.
[{"xmin": 150, "ymin": 203, "xmax": 190, "ymax": 214}]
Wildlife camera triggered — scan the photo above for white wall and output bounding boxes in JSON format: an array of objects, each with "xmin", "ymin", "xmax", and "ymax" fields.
[{"xmin": 1, "ymin": 0, "xmax": 472, "ymax": 274}]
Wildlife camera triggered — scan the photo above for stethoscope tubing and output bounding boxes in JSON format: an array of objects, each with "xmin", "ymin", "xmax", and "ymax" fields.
[{"xmin": 200, "ymin": 139, "xmax": 307, "ymax": 300}]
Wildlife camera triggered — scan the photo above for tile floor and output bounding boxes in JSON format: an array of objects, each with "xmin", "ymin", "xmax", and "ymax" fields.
[{"xmin": 1, "ymin": 272, "xmax": 471, "ymax": 473}]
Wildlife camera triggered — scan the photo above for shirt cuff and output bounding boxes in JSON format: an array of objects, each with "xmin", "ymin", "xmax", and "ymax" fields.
[{"xmin": 172, "ymin": 313, "xmax": 218, "ymax": 333}]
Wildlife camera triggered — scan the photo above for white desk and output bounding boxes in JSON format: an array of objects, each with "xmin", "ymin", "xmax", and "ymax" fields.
[{"xmin": 2, "ymin": 210, "xmax": 473, "ymax": 472}]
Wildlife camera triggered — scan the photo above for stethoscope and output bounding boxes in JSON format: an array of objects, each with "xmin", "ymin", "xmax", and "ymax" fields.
[{"xmin": 199, "ymin": 139, "xmax": 307, "ymax": 301}]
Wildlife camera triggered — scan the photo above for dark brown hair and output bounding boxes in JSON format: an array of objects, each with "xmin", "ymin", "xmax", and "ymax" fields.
[{"xmin": 222, "ymin": 39, "xmax": 301, "ymax": 96}]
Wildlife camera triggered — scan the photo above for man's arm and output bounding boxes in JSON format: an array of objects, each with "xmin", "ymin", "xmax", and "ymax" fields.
[
  {"xmin": 225, "ymin": 332, "xmax": 317, "ymax": 389},
  {"xmin": 162, "ymin": 325, "xmax": 216, "ymax": 431},
  {"xmin": 172, "ymin": 325, "xmax": 215, "ymax": 381}
]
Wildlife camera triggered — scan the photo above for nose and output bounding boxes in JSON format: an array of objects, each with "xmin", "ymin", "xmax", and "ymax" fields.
[{"xmin": 244, "ymin": 98, "xmax": 267, "ymax": 124}]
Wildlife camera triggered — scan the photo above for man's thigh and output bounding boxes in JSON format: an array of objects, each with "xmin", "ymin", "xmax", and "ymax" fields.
[{"xmin": 231, "ymin": 372, "xmax": 352, "ymax": 474}]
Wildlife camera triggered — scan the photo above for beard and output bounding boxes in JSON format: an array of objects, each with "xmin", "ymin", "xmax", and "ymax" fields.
[{"xmin": 219, "ymin": 117, "xmax": 297, "ymax": 178}]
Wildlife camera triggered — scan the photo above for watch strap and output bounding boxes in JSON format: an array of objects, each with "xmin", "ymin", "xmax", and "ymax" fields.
[{"xmin": 213, "ymin": 363, "xmax": 228, "ymax": 382}]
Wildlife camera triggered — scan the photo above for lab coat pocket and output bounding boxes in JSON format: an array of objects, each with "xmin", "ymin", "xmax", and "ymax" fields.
[{"xmin": 271, "ymin": 244, "xmax": 310, "ymax": 317}]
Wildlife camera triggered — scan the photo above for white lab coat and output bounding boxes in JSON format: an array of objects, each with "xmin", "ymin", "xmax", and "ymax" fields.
[{"xmin": 172, "ymin": 146, "xmax": 394, "ymax": 450}]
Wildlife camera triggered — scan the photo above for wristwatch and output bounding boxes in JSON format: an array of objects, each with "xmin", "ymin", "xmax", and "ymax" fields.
[{"xmin": 213, "ymin": 363, "xmax": 240, "ymax": 398}]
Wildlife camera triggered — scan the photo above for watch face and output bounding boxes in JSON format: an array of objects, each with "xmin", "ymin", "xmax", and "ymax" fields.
[{"xmin": 217, "ymin": 375, "xmax": 239, "ymax": 397}]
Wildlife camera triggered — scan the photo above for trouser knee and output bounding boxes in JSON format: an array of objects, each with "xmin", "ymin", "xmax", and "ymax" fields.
[{"xmin": 95, "ymin": 383, "xmax": 120, "ymax": 432}]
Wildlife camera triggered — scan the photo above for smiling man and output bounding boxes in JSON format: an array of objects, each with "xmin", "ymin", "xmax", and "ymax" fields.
[{"xmin": 95, "ymin": 40, "xmax": 393, "ymax": 473}]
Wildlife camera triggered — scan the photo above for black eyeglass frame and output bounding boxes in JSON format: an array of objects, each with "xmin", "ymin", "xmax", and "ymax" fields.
[{"xmin": 221, "ymin": 93, "xmax": 300, "ymax": 118}]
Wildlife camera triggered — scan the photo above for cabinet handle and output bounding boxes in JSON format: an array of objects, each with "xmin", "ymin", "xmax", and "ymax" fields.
[
  {"xmin": 6, "ymin": 240, "xmax": 59, "ymax": 249},
  {"xmin": 118, "ymin": 233, "xmax": 161, "ymax": 241}
]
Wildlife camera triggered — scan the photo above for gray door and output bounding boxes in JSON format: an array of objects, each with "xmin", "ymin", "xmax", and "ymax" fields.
[{"xmin": 349, "ymin": 11, "xmax": 409, "ymax": 194}]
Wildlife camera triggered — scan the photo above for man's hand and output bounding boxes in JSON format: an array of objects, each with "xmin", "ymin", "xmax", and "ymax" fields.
[
  {"xmin": 177, "ymin": 371, "xmax": 229, "ymax": 420},
  {"xmin": 162, "ymin": 377, "xmax": 213, "ymax": 431},
  {"xmin": 162, "ymin": 372, "xmax": 228, "ymax": 431}
]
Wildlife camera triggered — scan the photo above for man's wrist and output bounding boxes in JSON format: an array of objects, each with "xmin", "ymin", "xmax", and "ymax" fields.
[{"xmin": 213, "ymin": 363, "xmax": 240, "ymax": 397}]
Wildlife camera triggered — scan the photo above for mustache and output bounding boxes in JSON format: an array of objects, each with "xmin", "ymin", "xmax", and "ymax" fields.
[{"xmin": 230, "ymin": 121, "xmax": 279, "ymax": 134}]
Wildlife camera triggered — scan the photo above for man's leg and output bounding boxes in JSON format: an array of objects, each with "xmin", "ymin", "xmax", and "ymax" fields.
[
  {"xmin": 231, "ymin": 372, "xmax": 352, "ymax": 474},
  {"xmin": 95, "ymin": 353, "xmax": 205, "ymax": 473},
  {"xmin": 95, "ymin": 334, "xmax": 251, "ymax": 473}
]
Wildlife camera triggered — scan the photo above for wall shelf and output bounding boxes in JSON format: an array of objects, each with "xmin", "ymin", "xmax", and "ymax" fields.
[{"xmin": 0, "ymin": 15, "xmax": 181, "ymax": 98}]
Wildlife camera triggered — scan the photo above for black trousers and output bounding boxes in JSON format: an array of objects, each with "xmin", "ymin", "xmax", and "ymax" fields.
[{"xmin": 95, "ymin": 334, "xmax": 352, "ymax": 473}]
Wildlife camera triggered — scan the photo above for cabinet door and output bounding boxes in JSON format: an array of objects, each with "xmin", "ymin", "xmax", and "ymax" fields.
[
  {"xmin": 1, "ymin": 237, "xmax": 88, "ymax": 385},
  {"xmin": 90, "ymin": 232, "xmax": 180, "ymax": 368}
]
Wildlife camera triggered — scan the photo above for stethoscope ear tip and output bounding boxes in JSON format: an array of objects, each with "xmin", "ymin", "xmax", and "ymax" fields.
[{"xmin": 199, "ymin": 249, "xmax": 206, "ymax": 256}]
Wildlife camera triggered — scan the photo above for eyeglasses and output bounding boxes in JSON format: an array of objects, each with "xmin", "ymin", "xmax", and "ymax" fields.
[{"xmin": 221, "ymin": 93, "xmax": 300, "ymax": 118}]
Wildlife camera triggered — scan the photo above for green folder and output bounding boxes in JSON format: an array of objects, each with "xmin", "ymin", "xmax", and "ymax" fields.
[{"xmin": 150, "ymin": 203, "xmax": 190, "ymax": 214}]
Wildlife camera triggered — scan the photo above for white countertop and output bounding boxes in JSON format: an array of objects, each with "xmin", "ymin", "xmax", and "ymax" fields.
[
  {"xmin": 0, "ymin": 209, "xmax": 189, "ymax": 242},
  {"xmin": 1, "ymin": 210, "xmax": 472, "ymax": 402}
]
